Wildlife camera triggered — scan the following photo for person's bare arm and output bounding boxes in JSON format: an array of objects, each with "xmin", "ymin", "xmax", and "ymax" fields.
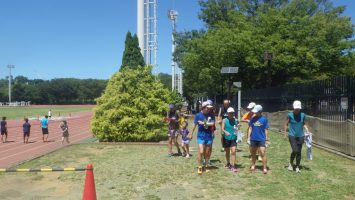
[
  {"xmin": 217, "ymin": 108, "xmax": 222, "ymax": 125},
  {"xmin": 189, "ymin": 124, "xmax": 197, "ymax": 139},
  {"xmin": 221, "ymin": 119, "xmax": 230, "ymax": 136},
  {"xmin": 247, "ymin": 125, "xmax": 252, "ymax": 144},
  {"xmin": 265, "ymin": 129, "xmax": 269, "ymax": 144},
  {"xmin": 284, "ymin": 118, "xmax": 289, "ymax": 139}
]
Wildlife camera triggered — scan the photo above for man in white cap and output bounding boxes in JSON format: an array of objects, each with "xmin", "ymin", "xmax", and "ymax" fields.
[
  {"xmin": 241, "ymin": 102, "xmax": 256, "ymax": 123},
  {"xmin": 191, "ymin": 101, "xmax": 215, "ymax": 175},
  {"xmin": 247, "ymin": 104, "xmax": 269, "ymax": 174},
  {"xmin": 284, "ymin": 100, "xmax": 310, "ymax": 173}
]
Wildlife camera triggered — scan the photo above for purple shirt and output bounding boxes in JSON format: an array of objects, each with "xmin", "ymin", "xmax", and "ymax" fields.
[{"xmin": 180, "ymin": 128, "xmax": 190, "ymax": 141}]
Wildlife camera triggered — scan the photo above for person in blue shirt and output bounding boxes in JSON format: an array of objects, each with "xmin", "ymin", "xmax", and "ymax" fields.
[
  {"xmin": 248, "ymin": 105, "xmax": 269, "ymax": 174},
  {"xmin": 284, "ymin": 100, "xmax": 310, "ymax": 173},
  {"xmin": 23, "ymin": 118, "xmax": 31, "ymax": 144},
  {"xmin": 40, "ymin": 115, "xmax": 49, "ymax": 142},
  {"xmin": 191, "ymin": 101, "xmax": 215, "ymax": 175}
]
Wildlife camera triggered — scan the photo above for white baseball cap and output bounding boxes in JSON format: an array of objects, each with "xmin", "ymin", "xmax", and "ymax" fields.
[
  {"xmin": 202, "ymin": 101, "xmax": 209, "ymax": 108},
  {"xmin": 293, "ymin": 100, "xmax": 302, "ymax": 109},
  {"xmin": 251, "ymin": 105, "xmax": 263, "ymax": 113},
  {"xmin": 247, "ymin": 102, "xmax": 256, "ymax": 109},
  {"xmin": 227, "ymin": 107, "xmax": 235, "ymax": 113}
]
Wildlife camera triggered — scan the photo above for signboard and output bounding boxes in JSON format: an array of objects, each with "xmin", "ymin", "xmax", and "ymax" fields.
[
  {"xmin": 220, "ymin": 67, "xmax": 239, "ymax": 74},
  {"xmin": 233, "ymin": 82, "xmax": 242, "ymax": 88},
  {"xmin": 341, "ymin": 97, "xmax": 348, "ymax": 110}
]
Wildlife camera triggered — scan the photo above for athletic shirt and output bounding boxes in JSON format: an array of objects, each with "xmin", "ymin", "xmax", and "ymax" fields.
[
  {"xmin": 223, "ymin": 117, "xmax": 237, "ymax": 141},
  {"xmin": 41, "ymin": 118, "xmax": 49, "ymax": 128},
  {"xmin": 0, "ymin": 120, "xmax": 6, "ymax": 131},
  {"xmin": 194, "ymin": 112, "xmax": 215, "ymax": 140},
  {"xmin": 60, "ymin": 124, "xmax": 69, "ymax": 134},
  {"xmin": 249, "ymin": 116, "xmax": 269, "ymax": 142},
  {"xmin": 288, "ymin": 112, "xmax": 306, "ymax": 137},
  {"xmin": 220, "ymin": 107, "xmax": 229, "ymax": 119},
  {"xmin": 23, "ymin": 122, "xmax": 31, "ymax": 133},
  {"xmin": 168, "ymin": 111, "xmax": 179, "ymax": 130}
]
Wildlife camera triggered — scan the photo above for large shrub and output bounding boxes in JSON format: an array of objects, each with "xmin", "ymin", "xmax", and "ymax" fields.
[{"xmin": 91, "ymin": 66, "xmax": 179, "ymax": 142}]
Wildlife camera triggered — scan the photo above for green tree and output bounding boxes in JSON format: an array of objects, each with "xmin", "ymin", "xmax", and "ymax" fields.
[
  {"xmin": 92, "ymin": 66, "xmax": 179, "ymax": 142},
  {"xmin": 157, "ymin": 73, "xmax": 172, "ymax": 89},
  {"xmin": 177, "ymin": 0, "xmax": 354, "ymax": 100},
  {"xmin": 120, "ymin": 32, "xmax": 145, "ymax": 71}
]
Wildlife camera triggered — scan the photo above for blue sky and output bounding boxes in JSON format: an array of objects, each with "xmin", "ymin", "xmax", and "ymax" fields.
[{"xmin": 0, "ymin": 0, "xmax": 353, "ymax": 80}]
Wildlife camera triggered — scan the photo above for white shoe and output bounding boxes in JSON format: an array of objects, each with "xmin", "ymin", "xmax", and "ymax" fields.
[
  {"xmin": 186, "ymin": 154, "xmax": 190, "ymax": 158},
  {"xmin": 288, "ymin": 164, "xmax": 293, "ymax": 171},
  {"xmin": 295, "ymin": 167, "xmax": 301, "ymax": 173}
]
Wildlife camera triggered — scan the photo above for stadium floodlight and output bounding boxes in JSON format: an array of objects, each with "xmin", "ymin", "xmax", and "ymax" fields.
[{"xmin": 7, "ymin": 64, "xmax": 15, "ymax": 104}]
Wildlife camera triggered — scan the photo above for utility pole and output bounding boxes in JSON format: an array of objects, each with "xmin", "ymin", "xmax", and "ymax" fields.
[{"xmin": 7, "ymin": 64, "xmax": 15, "ymax": 104}]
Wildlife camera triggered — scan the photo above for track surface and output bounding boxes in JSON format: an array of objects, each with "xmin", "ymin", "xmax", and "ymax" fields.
[{"xmin": 0, "ymin": 112, "xmax": 93, "ymax": 168}]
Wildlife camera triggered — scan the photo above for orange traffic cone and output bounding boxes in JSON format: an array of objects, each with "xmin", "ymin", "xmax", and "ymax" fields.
[{"xmin": 82, "ymin": 164, "xmax": 97, "ymax": 200}]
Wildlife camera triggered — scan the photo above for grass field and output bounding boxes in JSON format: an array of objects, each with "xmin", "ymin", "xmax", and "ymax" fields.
[
  {"xmin": 0, "ymin": 105, "xmax": 93, "ymax": 120},
  {"xmin": 0, "ymin": 122, "xmax": 354, "ymax": 200}
]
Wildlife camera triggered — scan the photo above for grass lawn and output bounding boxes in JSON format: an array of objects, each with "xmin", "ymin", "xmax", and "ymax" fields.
[
  {"xmin": 0, "ymin": 124, "xmax": 354, "ymax": 199},
  {"xmin": 0, "ymin": 106, "xmax": 93, "ymax": 120}
]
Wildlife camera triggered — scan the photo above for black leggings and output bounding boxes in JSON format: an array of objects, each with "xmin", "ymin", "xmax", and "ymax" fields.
[{"xmin": 289, "ymin": 136, "xmax": 304, "ymax": 167}]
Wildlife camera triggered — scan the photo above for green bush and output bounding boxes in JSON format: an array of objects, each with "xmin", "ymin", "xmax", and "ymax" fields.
[{"xmin": 91, "ymin": 66, "xmax": 179, "ymax": 142}]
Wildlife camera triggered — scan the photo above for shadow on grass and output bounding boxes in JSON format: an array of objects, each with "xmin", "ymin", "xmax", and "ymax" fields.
[
  {"xmin": 4, "ymin": 141, "xmax": 15, "ymax": 143},
  {"xmin": 283, "ymin": 165, "xmax": 312, "ymax": 171}
]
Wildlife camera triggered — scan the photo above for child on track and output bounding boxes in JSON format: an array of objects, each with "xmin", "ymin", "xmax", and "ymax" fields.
[
  {"xmin": 59, "ymin": 120, "xmax": 70, "ymax": 144},
  {"xmin": 23, "ymin": 118, "xmax": 31, "ymax": 144},
  {"xmin": 1, "ymin": 117, "xmax": 8, "ymax": 143},
  {"xmin": 180, "ymin": 121, "xmax": 191, "ymax": 157}
]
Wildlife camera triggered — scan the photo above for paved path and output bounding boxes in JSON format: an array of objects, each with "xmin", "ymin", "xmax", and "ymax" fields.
[{"xmin": 0, "ymin": 112, "xmax": 93, "ymax": 168}]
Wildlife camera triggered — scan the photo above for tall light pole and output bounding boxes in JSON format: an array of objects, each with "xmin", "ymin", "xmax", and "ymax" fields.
[{"xmin": 7, "ymin": 64, "xmax": 15, "ymax": 104}]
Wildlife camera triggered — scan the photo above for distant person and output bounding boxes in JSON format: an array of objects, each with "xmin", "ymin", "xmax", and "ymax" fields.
[
  {"xmin": 23, "ymin": 118, "xmax": 31, "ymax": 144},
  {"xmin": 180, "ymin": 121, "xmax": 191, "ymax": 158},
  {"xmin": 1, "ymin": 117, "xmax": 8, "ymax": 143},
  {"xmin": 41, "ymin": 115, "xmax": 49, "ymax": 142},
  {"xmin": 166, "ymin": 103, "xmax": 182, "ymax": 156},
  {"xmin": 48, "ymin": 109, "xmax": 52, "ymax": 120},
  {"xmin": 284, "ymin": 100, "xmax": 310, "ymax": 173},
  {"xmin": 218, "ymin": 100, "xmax": 231, "ymax": 153},
  {"xmin": 248, "ymin": 105, "xmax": 269, "ymax": 174},
  {"xmin": 59, "ymin": 120, "xmax": 70, "ymax": 144},
  {"xmin": 221, "ymin": 107, "xmax": 239, "ymax": 172}
]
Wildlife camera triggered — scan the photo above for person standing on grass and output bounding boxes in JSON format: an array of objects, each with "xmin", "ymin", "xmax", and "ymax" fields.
[
  {"xmin": 48, "ymin": 109, "xmax": 52, "ymax": 120},
  {"xmin": 204, "ymin": 100, "xmax": 215, "ymax": 166},
  {"xmin": 191, "ymin": 101, "xmax": 214, "ymax": 175},
  {"xmin": 41, "ymin": 115, "xmax": 49, "ymax": 142},
  {"xmin": 23, "ymin": 118, "xmax": 31, "ymax": 144},
  {"xmin": 1, "ymin": 117, "xmax": 8, "ymax": 143},
  {"xmin": 247, "ymin": 105, "xmax": 269, "ymax": 174},
  {"xmin": 59, "ymin": 120, "xmax": 70, "ymax": 144},
  {"xmin": 218, "ymin": 100, "xmax": 231, "ymax": 152},
  {"xmin": 284, "ymin": 100, "xmax": 310, "ymax": 173},
  {"xmin": 221, "ymin": 107, "xmax": 239, "ymax": 172},
  {"xmin": 166, "ymin": 103, "xmax": 182, "ymax": 156},
  {"xmin": 180, "ymin": 121, "xmax": 191, "ymax": 158}
]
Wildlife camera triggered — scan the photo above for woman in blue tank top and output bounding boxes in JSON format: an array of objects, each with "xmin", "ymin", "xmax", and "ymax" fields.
[{"xmin": 284, "ymin": 100, "xmax": 310, "ymax": 173}]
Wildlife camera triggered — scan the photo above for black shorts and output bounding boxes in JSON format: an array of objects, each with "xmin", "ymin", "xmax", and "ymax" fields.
[
  {"xmin": 1, "ymin": 130, "xmax": 7, "ymax": 135},
  {"xmin": 223, "ymin": 138, "xmax": 237, "ymax": 148},
  {"xmin": 42, "ymin": 128, "xmax": 49, "ymax": 135},
  {"xmin": 250, "ymin": 140, "xmax": 265, "ymax": 148},
  {"xmin": 24, "ymin": 132, "xmax": 30, "ymax": 137}
]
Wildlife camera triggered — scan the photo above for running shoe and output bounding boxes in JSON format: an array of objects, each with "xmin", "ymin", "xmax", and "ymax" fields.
[
  {"xmin": 288, "ymin": 163, "xmax": 293, "ymax": 171},
  {"xmin": 221, "ymin": 148, "xmax": 225, "ymax": 152},
  {"xmin": 205, "ymin": 166, "xmax": 210, "ymax": 173},
  {"xmin": 198, "ymin": 166, "xmax": 203, "ymax": 175},
  {"xmin": 250, "ymin": 165, "xmax": 256, "ymax": 172},
  {"xmin": 295, "ymin": 167, "xmax": 301, "ymax": 173},
  {"xmin": 224, "ymin": 163, "xmax": 231, "ymax": 169},
  {"xmin": 186, "ymin": 154, "xmax": 190, "ymax": 158},
  {"xmin": 258, "ymin": 156, "xmax": 262, "ymax": 161},
  {"xmin": 230, "ymin": 166, "xmax": 238, "ymax": 173},
  {"xmin": 263, "ymin": 168, "xmax": 268, "ymax": 174}
]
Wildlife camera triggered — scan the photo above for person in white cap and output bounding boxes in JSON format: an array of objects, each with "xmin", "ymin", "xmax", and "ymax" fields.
[
  {"xmin": 284, "ymin": 100, "xmax": 310, "ymax": 173},
  {"xmin": 247, "ymin": 104, "xmax": 269, "ymax": 174},
  {"xmin": 191, "ymin": 101, "xmax": 215, "ymax": 175},
  {"xmin": 221, "ymin": 107, "xmax": 239, "ymax": 172}
]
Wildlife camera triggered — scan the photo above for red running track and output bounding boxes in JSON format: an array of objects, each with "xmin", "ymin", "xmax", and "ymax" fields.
[{"xmin": 0, "ymin": 112, "xmax": 94, "ymax": 168}]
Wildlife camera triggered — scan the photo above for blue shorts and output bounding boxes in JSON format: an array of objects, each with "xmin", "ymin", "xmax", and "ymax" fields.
[
  {"xmin": 250, "ymin": 140, "xmax": 266, "ymax": 148},
  {"xmin": 197, "ymin": 138, "xmax": 213, "ymax": 145}
]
